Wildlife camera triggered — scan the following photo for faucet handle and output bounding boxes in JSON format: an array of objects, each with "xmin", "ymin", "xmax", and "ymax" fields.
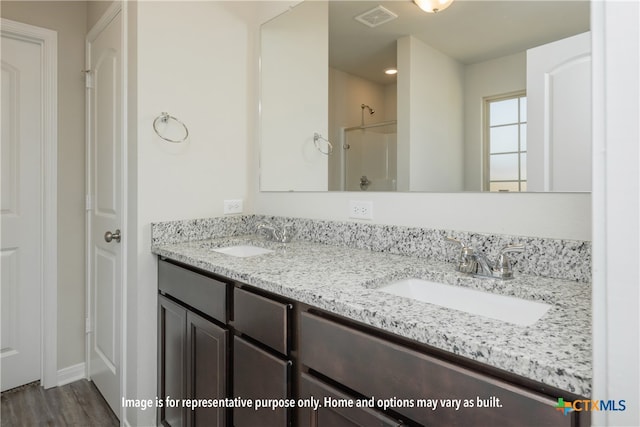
[
  {"xmin": 445, "ymin": 237, "xmax": 477, "ymax": 274},
  {"xmin": 279, "ymin": 223, "xmax": 296, "ymax": 243},
  {"xmin": 494, "ymin": 245, "xmax": 525, "ymax": 279},
  {"xmin": 445, "ymin": 236, "xmax": 467, "ymax": 260},
  {"xmin": 256, "ymin": 221, "xmax": 276, "ymax": 240}
]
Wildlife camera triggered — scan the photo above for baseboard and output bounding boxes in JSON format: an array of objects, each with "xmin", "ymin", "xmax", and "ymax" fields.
[{"xmin": 57, "ymin": 362, "xmax": 86, "ymax": 386}]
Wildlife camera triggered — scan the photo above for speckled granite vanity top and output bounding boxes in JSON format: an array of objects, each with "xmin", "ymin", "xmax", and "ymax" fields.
[{"xmin": 152, "ymin": 234, "xmax": 591, "ymax": 397}]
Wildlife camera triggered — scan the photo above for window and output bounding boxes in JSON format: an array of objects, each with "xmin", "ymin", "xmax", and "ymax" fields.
[{"xmin": 484, "ymin": 93, "xmax": 527, "ymax": 192}]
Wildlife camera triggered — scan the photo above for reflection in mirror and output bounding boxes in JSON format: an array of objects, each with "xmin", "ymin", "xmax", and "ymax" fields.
[
  {"xmin": 260, "ymin": 1, "xmax": 328, "ymax": 191},
  {"xmin": 260, "ymin": 1, "xmax": 591, "ymax": 192}
]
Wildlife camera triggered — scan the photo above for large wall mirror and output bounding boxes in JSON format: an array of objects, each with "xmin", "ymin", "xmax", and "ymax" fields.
[{"xmin": 259, "ymin": 1, "xmax": 590, "ymax": 192}]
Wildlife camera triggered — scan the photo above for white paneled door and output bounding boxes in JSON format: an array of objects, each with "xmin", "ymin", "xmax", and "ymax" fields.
[
  {"xmin": 1, "ymin": 28, "xmax": 43, "ymax": 392},
  {"xmin": 527, "ymin": 32, "xmax": 592, "ymax": 192},
  {"xmin": 87, "ymin": 9, "xmax": 123, "ymax": 418}
]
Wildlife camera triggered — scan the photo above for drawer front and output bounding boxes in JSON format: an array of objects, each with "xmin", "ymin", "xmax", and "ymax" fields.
[
  {"xmin": 233, "ymin": 287, "xmax": 289, "ymax": 355},
  {"xmin": 299, "ymin": 373, "xmax": 403, "ymax": 427},
  {"xmin": 158, "ymin": 260, "xmax": 227, "ymax": 323},
  {"xmin": 233, "ymin": 337, "xmax": 290, "ymax": 427},
  {"xmin": 300, "ymin": 313, "xmax": 574, "ymax": 427}
]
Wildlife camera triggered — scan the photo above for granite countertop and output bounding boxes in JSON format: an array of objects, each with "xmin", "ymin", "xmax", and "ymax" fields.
[{"xmin": 152, "ymin": 235, "xmax": 592, "ymax": 397}]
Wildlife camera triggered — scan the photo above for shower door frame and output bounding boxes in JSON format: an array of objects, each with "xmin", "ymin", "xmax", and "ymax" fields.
[{"xmin": 341, "ymin": 120, "xmax": 398, "ymax": 191}]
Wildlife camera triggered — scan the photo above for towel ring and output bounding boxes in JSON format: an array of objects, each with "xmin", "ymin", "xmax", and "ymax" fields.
[
  {"xmin": 153, "ymin": 112, "xmax": 189, "ymax": 143},
  {"xmin": 313, "ymin": 132, "xmax": 333, "ymax": 155}
]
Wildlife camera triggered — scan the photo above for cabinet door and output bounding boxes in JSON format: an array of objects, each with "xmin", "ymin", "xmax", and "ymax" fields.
[
  {"xmin": 233, "ymin": 337, "xmax": 290, "ymax": 427},
  {"xmin": 186, "ymin": 311, "xmax": 228, "ymax": 427},
  {"xmin": 158, "ymin": 295, "xmax": 187, "ymax": 427},
  {"xmin": 299, "ymin": 373, "xmax": 403, "ymax": 427}
]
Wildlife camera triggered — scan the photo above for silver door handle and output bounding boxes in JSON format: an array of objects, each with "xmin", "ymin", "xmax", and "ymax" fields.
[{"xmin": 104, "ymin": 229, "xmax": 121, "ymax": 243}]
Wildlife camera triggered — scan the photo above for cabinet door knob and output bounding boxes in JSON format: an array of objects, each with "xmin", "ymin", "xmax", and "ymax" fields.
[{"xmin": 104, "ymin": 229, "xmax": 121, "ymax": 243}]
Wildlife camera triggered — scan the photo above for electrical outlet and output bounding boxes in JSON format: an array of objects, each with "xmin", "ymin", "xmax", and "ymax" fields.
[
  {"xmin": 223, "ymin": 199, "xmax": 243, "ymax": 215},
  {"xmin": 349, "ymin": 200, "xmax": 373, "ymax": 220}
]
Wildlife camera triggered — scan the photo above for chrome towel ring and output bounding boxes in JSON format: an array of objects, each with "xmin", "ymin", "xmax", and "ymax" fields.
[
  {"xmin": 313, "ymin": 132, "xmax": 333, "ymax": 155},
  {"xmin": 153, "ymin": 112, "xmax": 189, "ymax": 143}
]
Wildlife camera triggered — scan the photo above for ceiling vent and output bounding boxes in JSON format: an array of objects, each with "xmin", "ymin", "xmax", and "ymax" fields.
[{"xmin": 354, "ymin": 5, "xmax": 399, "ymax": 28}]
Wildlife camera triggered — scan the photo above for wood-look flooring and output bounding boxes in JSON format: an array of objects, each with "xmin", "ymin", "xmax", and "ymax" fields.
[{"xmin": 1, "ymin": 380, "xmax": 119, "ymax": 427}]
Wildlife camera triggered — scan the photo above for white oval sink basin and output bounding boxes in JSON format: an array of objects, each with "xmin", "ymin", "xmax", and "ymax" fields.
[
  {"xmin": 379, "ymin": 278, "xmax": 551, "ymax": 326},
  {"xmin": 213, "ymin": 245, "xmax": 274, "ymax": 258}
]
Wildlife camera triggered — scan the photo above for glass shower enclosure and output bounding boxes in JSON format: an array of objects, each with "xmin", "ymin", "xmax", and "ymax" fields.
[{"xmin": 342, "ymin": 121, "xmax": 397, "ymax": 191}]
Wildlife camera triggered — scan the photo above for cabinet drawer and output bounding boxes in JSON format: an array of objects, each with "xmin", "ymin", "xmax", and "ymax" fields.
[
  {"xmin": 233, "ymin": 337, "xmax": 290, "ymax": 427},
  {"xmin": 299, "ymin": 373, "xmax": 403, "ymax": 427},
  {"xmin": 300, "ymin": 313, "xmax": 575, "ymax": 427},
  {"xmin": 158, "ymin": 260, "xmax": 227, "ymax": 323},
  {"xmin": 233, "ymin": 287, "xmax": 289, "ymax": 355}
]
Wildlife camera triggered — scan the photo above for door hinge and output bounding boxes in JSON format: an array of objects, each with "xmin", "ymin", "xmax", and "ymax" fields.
[
  {"xmin": 84, "ymin": 69, "xmax": 93, "ymax": 89},
  {"xmin": 85, "ymin": 194, "xmax": 94, "ymax": 211}
]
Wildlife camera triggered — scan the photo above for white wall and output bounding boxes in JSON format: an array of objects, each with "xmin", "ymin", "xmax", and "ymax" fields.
[
  {"xmin": 591, "ymin": 1, "xmax": 640, "ymax": 425},
  {"xmin": 130, "ymin": 1, "xmax": 257, "ymax": 425},
  {"xmin": 254, "ymin": 191, "xmax": 590, "ymax": 241},
  {"xmin": 136, "ymin": 1, "xmax": 253, "ymax": 218},
  {"xmin": 397, "ymin": 36, "xmax": 464, "ymax": 192},
  {"xmin": 1, "ymin": 0, "xmax": 87, "ymax": 374},
  {"xmin": 124, "ymin": 2, "xmax": 139, "ymax": 424},
  {"xmin": 463, "ymin": 52, "xmax": 526, "ymax": 191}
]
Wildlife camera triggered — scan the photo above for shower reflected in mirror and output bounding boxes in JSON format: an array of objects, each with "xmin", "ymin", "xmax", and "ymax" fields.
[{"xmin": 342, "ymin": 121, "xmax": 397, "ymax": 191}]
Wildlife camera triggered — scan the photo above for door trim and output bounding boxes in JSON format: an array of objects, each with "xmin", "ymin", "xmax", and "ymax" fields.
[
  {"xmin": 0, "ymin": 18, "xmax": 58, "ymax": 389},
  {"xmin": 85, "ymin": 1, "xmax": 127, "ymax": 421}
]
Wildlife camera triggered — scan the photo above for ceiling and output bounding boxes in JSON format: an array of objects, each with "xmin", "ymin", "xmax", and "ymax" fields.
[{"xmin": 329, "ymin": 0, "xmax": 590, "ymax": 85}]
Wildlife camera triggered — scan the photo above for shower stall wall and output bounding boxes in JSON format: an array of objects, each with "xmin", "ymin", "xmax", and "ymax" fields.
[{"xmin": 343, "ymin": 121, "xmax": 397, "ymax": 191}]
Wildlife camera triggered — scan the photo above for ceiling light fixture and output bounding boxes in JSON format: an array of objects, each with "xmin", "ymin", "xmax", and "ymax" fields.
[
  {"xmin": 413, "ymin": 0, "xmax": 454, "ymax": 13},
  {"xmin": 384, "ymin": 68, "xmax": 398, "ymax": 75}
]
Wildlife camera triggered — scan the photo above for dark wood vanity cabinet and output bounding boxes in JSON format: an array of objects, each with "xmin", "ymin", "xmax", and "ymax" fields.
[
  {"xmin": 233, "ymin": 336, "xmax": 291, "ymax": 426},
  {"xmin": 299, "ymin": 373, "xmax": 403, "ymax": 427},
  {"xmin": 158, "ymin": 260, "xmax": 229, "ymax": 427},
  {"xmin": 232, "ymin": 287, "xmax": 293, "ymax": 427},
  {"xmin": 157, "ymin": 259, "xmax": 589, "ymax": 427},
  {"xmin": 185, "ymin": 311, "xmax": 228, "ymax": 427},
  {"xmin": 158, "ymin": 295, "xmax": 187, "ymax": 427},
  {"xmin": 300, "ymin": 312, "xmax": 585, "ymax": 427}
]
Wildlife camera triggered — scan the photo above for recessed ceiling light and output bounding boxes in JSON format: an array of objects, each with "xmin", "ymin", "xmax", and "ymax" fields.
[
  {"xmin": 414, "ymin": 0, "xmax": 454, "ymax": 13},
  {"xmin": 384, "ymin": 68, "xmax": 398, "ymax": 75}
]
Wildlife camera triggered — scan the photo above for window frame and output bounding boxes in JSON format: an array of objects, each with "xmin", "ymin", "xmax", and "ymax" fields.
[{"xmin": 482, "ymin": 91, "xmax": 527, "ymax": 192}]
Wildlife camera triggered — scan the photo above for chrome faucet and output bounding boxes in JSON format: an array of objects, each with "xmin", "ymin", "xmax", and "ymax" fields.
[
  {"xmin": 445, "ymin": 237, "xmax": 524, "ymax": 280},
  {"xmin": 256, "ymin": 221, "xmax": 295, "ymax": 243}
]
